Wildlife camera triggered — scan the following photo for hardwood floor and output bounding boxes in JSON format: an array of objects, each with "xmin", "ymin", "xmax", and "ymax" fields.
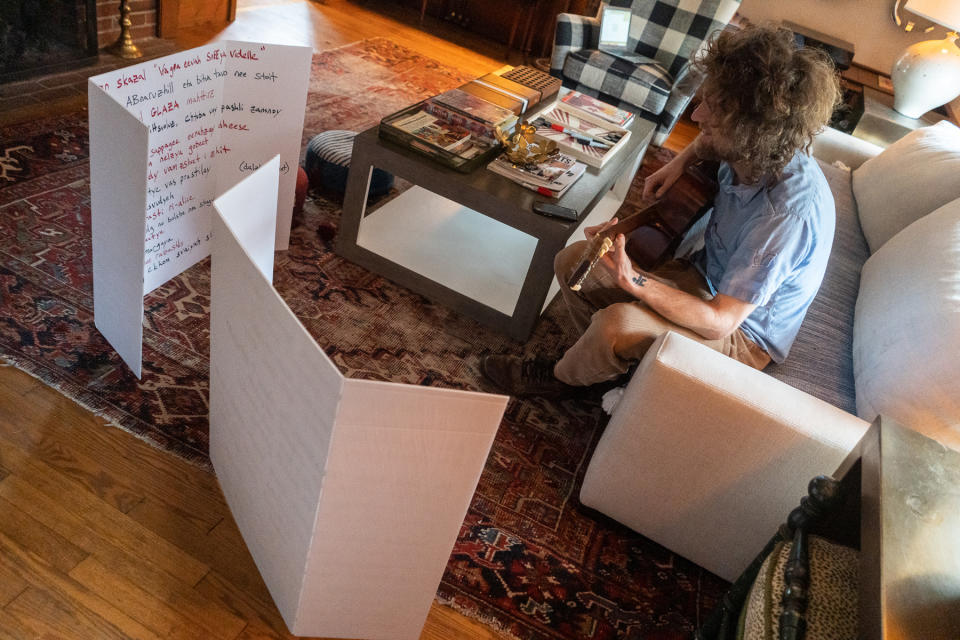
[
  {"xmin": 0, "ymin": 1, "xmax": 696, "ymax": 636},
  {"xmin": 174, "ymin": 0, "xmax": 509, "ymax": 77},
  {"xmin": 0, "ymin": 364, "xmax": 502, "ymax": 639}
]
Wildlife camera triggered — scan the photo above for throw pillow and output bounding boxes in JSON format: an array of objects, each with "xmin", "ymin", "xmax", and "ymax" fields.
[
  {"xmin": 853, "ymin": 196, "xmax": 960, "ymax": 451},
  {"xmin": 851, "ymin": 120, "xmax": 960, "ymax": 253},
  {"xmin": 742, "ymin": 536, "xmax": 858, "ymax": 640}
]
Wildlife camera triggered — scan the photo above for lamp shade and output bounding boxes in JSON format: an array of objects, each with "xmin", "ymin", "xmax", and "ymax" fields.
[
  {"xmin": 892, "ymin": 32, "xmax": 960, "ymax": 117},
  {"xmin": 905, "ymin": 0, "xmax": 960, "ymax": 31}
]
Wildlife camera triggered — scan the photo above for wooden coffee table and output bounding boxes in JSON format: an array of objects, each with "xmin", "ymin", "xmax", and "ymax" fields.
[{"xmin": 335, "ymin": 109, "xmax": 655, "ymax": 340}]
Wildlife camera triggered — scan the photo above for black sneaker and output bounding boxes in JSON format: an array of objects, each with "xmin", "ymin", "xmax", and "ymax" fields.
[{"xmin": 479, "ymin": 355, "xmax": 576, "ymax": 397}]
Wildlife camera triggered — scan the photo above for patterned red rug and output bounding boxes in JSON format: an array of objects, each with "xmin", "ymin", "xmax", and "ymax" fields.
[{"xmin": 0, "ymin": 38, "xmax": 726, "ymax": 639}]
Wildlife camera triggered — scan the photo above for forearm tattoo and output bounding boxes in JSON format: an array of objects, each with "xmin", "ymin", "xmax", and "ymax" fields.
[{"xmin": 632, "ymin": 273, "xmax": 647, "ymax": 287}]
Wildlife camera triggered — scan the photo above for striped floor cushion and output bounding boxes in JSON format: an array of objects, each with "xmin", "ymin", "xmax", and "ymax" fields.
[{"xmin": 304, "ymin": 130, "xmax": 393, "ymax": 196}]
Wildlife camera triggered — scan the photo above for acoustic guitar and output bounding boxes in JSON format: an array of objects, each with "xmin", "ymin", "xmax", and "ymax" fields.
[{"xmin": 567, "ymin": 155, "xmax": 719, "ymax": 291}]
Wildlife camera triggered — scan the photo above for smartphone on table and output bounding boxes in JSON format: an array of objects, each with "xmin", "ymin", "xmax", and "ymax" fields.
[{"xmin": 532, "ymin": 201, "xmax": 578, "ymax": 221}]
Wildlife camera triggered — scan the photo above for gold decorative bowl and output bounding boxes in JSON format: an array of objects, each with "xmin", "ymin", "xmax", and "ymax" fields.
[{"xmin": 494, "ymin": 121, "xmax": 558, "ymax": 166}]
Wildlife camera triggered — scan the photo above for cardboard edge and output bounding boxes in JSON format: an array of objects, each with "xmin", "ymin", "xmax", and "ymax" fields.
[{"xmin": 88, "ymin": 79, "xmax": 149, "ymax": 378}]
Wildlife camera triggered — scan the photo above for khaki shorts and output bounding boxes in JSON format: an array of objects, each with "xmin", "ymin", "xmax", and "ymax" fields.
[{"xmin": 552, "ymin": 240, "xmax": 771, "ymax": 386}]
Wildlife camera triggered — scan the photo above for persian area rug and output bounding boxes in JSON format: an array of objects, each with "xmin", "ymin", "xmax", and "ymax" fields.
[{"xmin": 0, "ymin": 37, "xmax": 727, "ymax": 639}]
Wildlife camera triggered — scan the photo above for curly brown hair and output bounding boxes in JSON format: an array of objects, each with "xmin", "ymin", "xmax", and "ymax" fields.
[{"xmin": 693, "ymin": 24, "xmax": 841, "ymax": 182}]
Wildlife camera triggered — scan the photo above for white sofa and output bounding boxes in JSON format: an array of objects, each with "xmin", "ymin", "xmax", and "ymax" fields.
[{"xmin": 580, "ymin": 121, "xmax": 960, "ymax": 581}]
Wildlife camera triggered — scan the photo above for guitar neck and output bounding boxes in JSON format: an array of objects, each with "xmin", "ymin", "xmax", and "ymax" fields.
[{"xmin": 565, "ymin": 161, "xmax": 719, "ymax": 291}]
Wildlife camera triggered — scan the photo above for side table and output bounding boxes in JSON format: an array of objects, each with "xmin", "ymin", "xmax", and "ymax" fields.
[
  {"xmin": 852, "ymin": 86, "xmax": 946, "ymax": 147},
  {"xmin": 698, "ymin": 416, "xmax": 960, "ymax": 639},
  {"xmin": 834, "ymin": 416, "xmax": 960, "ymax": 638}
]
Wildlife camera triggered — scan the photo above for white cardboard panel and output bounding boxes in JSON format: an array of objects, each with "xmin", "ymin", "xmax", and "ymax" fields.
[
  {"xmin": 88, "ymin": 80, "xmax": 149, "ymax": 377},
  {"xmin": 210, "ymin": 164, "xmax": 508, "ymax": 639},
  {"xmin": 296, "ymin": 379, "xmax": 506, "ymax": 639},
  {"xmin": 217, "ymin": 43, "xmax": 313, "ymax": 250},
  {"xmin": 214, "ymin": 155, "xmax": 280, "ymax": 280},
  {"xmin": 209, "ymin": 210, "xmax": 342, "ymax": 625},
  {"xmin": 89, "ymin": 41, "xmax": 311, "ymax": 376},
  {"xmin": 91, "ymin": 44, "xmax": 228, "ymax": 294}
]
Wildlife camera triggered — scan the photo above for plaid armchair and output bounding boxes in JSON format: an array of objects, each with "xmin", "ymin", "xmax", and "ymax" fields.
[{"xmin": 550, "ymin": 0, "xmax": 740, "ymax": 146}]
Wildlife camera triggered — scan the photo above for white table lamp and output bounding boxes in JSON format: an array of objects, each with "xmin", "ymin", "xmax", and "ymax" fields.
[{"xmin": 891, "ymin": 0, "xmax": 960, "ymax": 118}]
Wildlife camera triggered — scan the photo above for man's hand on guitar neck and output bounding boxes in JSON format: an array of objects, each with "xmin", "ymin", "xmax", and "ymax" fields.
[{"xmin": 583, "ymin": 217, "xmax": 619, "ymax": 240}]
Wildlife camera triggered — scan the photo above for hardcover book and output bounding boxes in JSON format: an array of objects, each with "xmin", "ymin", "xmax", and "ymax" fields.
[
  {"xmin": 559, "ymin": 90, "xmax": 635, "ymax": 127},
  {"xmin": 429, "ymin": 88, "xmax": 516, "ymax": 127},
  {"xmin": 476, "ymin": 73, "xmax": 541, "ymax": 110},
  {"xmin": 458, "ymin": 80, "xmax": 526, "ymax": 115}
]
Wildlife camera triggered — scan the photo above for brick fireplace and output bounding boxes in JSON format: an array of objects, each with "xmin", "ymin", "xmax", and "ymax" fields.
[
  {"xmin": 0, "ymin": 1, "xmax": 157, "ymax": 84},
  {"xmin": 96, "ymin": 0, "xmax": 158, "ymax": 49}
]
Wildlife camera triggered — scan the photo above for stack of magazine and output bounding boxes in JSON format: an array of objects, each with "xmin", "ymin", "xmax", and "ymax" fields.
[
  {"xmin": 379, "ymin": 65, "xmax": 560, "ymax": 172},
  {"xmin": 389, "ymin": 108, "xmax": 492, "ymax": 160},
  {"xmin": 528, "ymin": 91, "xmax": 634, "ymax": 168},
  {"xmin": 558, "ymin": 90, "xmax": 634, "ymax": 127},
  {"xmin": 487, "ymin": 152, "xmax": 587, "ymax": 198}
]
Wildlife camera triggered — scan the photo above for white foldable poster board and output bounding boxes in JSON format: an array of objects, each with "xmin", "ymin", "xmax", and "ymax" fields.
[
  {"xmin": 209, "ymin": 162, "xmax": 508, "ymax": 640},
  {"xmin": 88, "ymin": 41, "xmax": 312, "ymax": 376}
]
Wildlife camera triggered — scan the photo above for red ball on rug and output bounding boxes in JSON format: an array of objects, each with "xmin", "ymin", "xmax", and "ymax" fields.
[{"xmin": 294, "ymin": 166, "xmax": 308, "ymax": 215}]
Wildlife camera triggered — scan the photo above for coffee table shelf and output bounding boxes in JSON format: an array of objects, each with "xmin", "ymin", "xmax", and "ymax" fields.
[{"xmin": 357, "ymin": 186, "xmax": 538, "ymax": 317}]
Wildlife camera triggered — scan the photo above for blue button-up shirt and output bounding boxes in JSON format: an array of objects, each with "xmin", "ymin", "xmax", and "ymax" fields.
[{"xmin": 692, "ymin": 151, "xmax": 835, "ymax": 363}]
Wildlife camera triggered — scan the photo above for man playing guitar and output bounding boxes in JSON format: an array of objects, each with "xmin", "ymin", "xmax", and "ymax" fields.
[{"xmin": 482, "ymin": 24, "xmax": 841, "ymax": 397}]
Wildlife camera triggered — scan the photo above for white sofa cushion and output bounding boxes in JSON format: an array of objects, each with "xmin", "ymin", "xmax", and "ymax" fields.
[
  {"xmin": 582, "ymin": 331, "xmax": 868, "ymax": 582},
  {"xmin": 853, "ymin": 196, "xmax": 960, "ymax": 451},
  {"xmin": 851, "ymin": 120, "xmax": 960, "ymax": 253}
]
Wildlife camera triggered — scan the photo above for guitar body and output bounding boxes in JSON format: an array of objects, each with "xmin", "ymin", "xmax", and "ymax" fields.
[{"xmin": 567, "ymin": 152, "xmax": 719, "ymax": 290}]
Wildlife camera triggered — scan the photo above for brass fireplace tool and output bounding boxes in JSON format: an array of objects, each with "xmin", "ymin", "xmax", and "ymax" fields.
[{"xmin": 108, "ymin": 0, "xmax": 143, "ymax": 59}]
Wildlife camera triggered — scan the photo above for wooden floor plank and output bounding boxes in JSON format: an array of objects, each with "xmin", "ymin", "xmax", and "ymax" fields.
[
  {"xmin": 0, "ymin": 534, "xmax": 163, "ymax": 640},
  {"xmin": 127, "ymin": 498, "xmax": 275, "ymax": 608},
  {"xmin": 176, "ymin": 0, "xmax": 507, "ymax": 78},
  {"xmin": 9, "ymin": 379, "xmax": 230, "ymax": 530},
  {"xmin": 0, "ymin": 383, "xmax": 148, "ymax": 514},
  {"xmin": 421, "ymin": 603, "xmax": 504, "ymax": 640},
  {"xmin": 0, "ymin": 562, "xmax": 29, "ymax": 608},
  {"xmin": 0, "ymin": 467, "xmax": 246, "ymax": 638},
  {"xmin": 0, "ymin": 365, "xmax": 41, "ymax": 396},
  {"xmin": 195, "ymin": 571, "xmax": 293, "ymax": 640},
  {"xmin": 0, "ymin": 605, "xmax": 34, "ymax": 638},
  {"xmin": 0, "ymin": 450, "xmax": 211, "ymax": 588},
  {"xmin": 0, "ymin": 495, "xmax": 88, "ymax": 575},
  {"xmin": 4, "ymin": 587, "xmax": 162, "ymax": 640},
  {"xmin": 69, "ymin": 556, "xmax": 226, "ymax": 640}
]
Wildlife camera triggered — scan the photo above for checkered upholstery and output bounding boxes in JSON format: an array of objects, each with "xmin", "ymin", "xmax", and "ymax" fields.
[{"xmin": 550, "ymin": 0, "xmax": 740, "ymax": 146}]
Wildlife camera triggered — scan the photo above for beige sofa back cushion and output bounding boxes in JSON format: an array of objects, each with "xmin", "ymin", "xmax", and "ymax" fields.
[
  {"xmin": 764, "ymin": 159, "xmax": 868, "ymax": 414},
  {"xmin": 853, "ymin": 196, "xmax": 960, "ymax": 451},
  {"xmin": 851, "ymin": 121, "xmax": 960, "ymax": 253}
]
